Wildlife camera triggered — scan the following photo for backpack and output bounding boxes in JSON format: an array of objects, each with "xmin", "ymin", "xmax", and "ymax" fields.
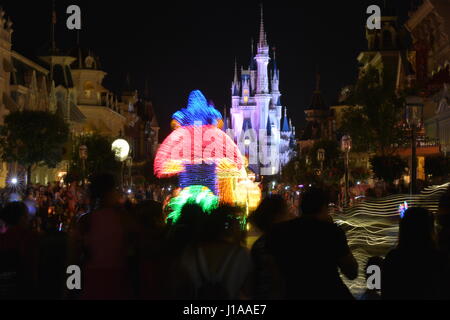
[{"xmin": 195, "ymin": 246, "xmax": 238, "ymax": 300}]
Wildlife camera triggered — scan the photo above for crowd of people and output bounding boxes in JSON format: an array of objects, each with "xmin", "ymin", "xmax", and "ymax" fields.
[{"xmin": 1, "ymin": 173, "xmax": 450, "ymax": 300}]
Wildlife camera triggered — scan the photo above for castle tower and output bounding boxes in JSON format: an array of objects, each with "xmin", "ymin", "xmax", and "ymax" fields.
[
  {"xmin": 254, "ymin": 5, "xmax": 272, "ymax": 138},
  {"xmin": 229, "ymin": 6, "xmax": 294, "ymax": 176},
  {"xmin": 301, "ymin": 73, "xmax": 331, "ymax": 142},
  {"xmin": 70, "ymin": 47, "xmax": 107, "ymax": 107}
]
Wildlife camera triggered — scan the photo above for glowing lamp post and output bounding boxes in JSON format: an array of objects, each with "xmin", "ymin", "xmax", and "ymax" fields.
[
  {"xmin": 112, "ymin": 139, "xmax": 130, "ymax": 190},
  {"xmin": 79, "ymin": 145, "xmax": 88, "ymax": 186},
  {"xmin": 317, "ymin": 148, "xmax": 325, "ymax": 174},
  {"xmin": 341, "ymin": 135, "xmax": 352, "ymax": 207},
  {"xmin": 405, "ymin": 96, "xmax": 424, "ymax": 194}
]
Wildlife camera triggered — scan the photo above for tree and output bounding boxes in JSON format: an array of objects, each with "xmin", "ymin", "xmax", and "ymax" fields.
[
  {"xmin": 68, "ymin": 133, "xmax": 121, "ymax": 183},
  {"xmin": 281, "ymin": 140, "xmax": 345, "ymax": 187},
  {"xmin": 351, "ymin": 166, "xmax": 371, "ymax": 182},
  {"xmin": 281, "ymin": 157, "xmax": 318, "ymax": 186},
  {"xmin": 425, "ymin": 156, "xmax": 450, "ymax": 180},
  {"xmin": 0, "ymin": 110, "xmax": 69, "ymax": 184},
  {"xmin": 307, "ymin": 140, "xmax": 343, "ymax": 170},
  {"xmin": 340, "ymin": 66, "xmax": 405, "ymax": 156},
  {"xmin": 370, "ymin": 155, "xmax": 407, "ymax": 184}
]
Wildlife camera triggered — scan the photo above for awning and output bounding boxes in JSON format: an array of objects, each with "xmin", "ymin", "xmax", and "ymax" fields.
[{"xmin": 70, "ymin": 104, "xmax": 87, "ymax": 123}]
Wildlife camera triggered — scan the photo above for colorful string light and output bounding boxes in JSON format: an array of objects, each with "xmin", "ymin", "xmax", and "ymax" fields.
[
  {"xmin": 154, "ymin": 90, "xmax": 249, "ymax": 222},
  {"xmin": 167, "ymin": 185, "xmax": 219, "ymax": 223}
]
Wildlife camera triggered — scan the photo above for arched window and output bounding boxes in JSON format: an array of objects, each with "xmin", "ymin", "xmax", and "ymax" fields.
[
  {"xmin": 84, "ymin": 81, "xmax": 95, "ymax": 98},
  {"xmin": 85, "ymin": 56, "xmax": 96, "ymax": 69}
]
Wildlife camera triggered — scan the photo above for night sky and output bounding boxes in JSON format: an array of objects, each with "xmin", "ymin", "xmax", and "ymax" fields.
[{"xmin": 2, "ymin": 0, "xmax": 412, "ymax": 137}]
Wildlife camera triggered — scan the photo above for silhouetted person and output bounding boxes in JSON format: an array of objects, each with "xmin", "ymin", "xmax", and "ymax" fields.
[
  {"xmin": 37, "ymin": 216, "xmax": 67, "ymax": 300},
  {"xmin": 359, "ymin": 256, "xmax": 384, "ymax": 301},
  {"xmin": 0, "ymin": 202, "xmax": 39, "ymax": 299},
  {"xmin": 249, "ymin": 195, "xmax": 295, "ymax": 299},
  {"xmin": 166, "ymin": 203, "xmax": 205, "ymax": 255},
  {"xmin": 133, "ymin": 200, "xmax": 170, "ymax": 299},
  {"xmin": 382, "ymin": 208, "xmax": 449, "ymax": 300},
  {"xmin": 265, "ymin": 187, "xmax": 358, "ymax": 300},
  {"xmin": 437, "ymin": 192, "xmax": 450, "ymax": 255},
  {"xmin": 168, "ymin": 204, "xmax": 253, "ymax": 300},
  {"xmin": 68, "ymin": 173, "xmax": 137, "ymax": 300}
]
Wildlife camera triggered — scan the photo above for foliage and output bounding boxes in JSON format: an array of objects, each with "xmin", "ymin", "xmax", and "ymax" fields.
[
  {"xmin": 282, "ymin": 140, "xmax": 345, "ymax": 186},
  {"xmin": 307, "ymin": 140, "xmax": 343, "ymax": 169},
  {"xmin": 350, "ymin": 167, "xmax": 371, "ymax": 181},
  {"xmin": 0, "ymin": 110, "xmax": 69, "ymax": 177},
  {"xmin": 425, "ymin": 156, "xmax": 450, "ymax": 178},
  {"xmin": 340, "ymin": 66, "xmax": 405, "ymax": 155},
  {"xmin": 370, "ymin": 155, "xmax": 407, "ymax": 183},
  {"xmin": 68, "ymin": 133, "xmax": 121, "ymax": 182}
]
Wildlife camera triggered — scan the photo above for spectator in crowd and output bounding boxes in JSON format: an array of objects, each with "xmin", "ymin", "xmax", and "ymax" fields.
[
  {"xmin": 437, "ymin": 192, "xmax": 450, "ymax": 255},
  {"xmin": 37, "ymin": 215, "xmax": 67, "ymax": 300},
  {"xmin": 68, "ymin": 173, "xmax": 138, "ymax": 300},
  {"xmin": 168, "ymin": 204, "xmax": 253, "ymax": 300},
  {"xmin": 264, "ymin": 187, "xmax": 358, "ymax": 300},
  {"xmin": 249, "ymin": 195, "xmax": 295, "ymax": 299},
  {"xmin": 133, "ymin": 200, "xmax": 170, "ymax": 299},
  {"xmin": 0, "ymin": 202, "xmax": 39, "ymax": 299},
  {"xmin": 382, "ymin": 207, "xmax": 450, "ymax": 300}
]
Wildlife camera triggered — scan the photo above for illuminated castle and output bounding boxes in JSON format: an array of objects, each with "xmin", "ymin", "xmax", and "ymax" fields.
[{"xmin": 228, "ymin": 7, "xmax": 295, "ymax": 176}]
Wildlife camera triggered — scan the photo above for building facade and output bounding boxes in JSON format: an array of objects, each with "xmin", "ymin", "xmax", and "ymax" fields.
[
  {"xmin": 0, "ymin": 8, "xmax": 159, "ymax": 186},
  {"xmin": 407, "ymin": 0, "xmax": 450, "ymax": 156}
]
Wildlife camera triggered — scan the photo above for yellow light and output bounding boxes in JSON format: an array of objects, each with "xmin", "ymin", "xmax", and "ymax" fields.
[
  {"xmin": 171, "ymin": 120, "xmax": 181, "ymax": 131},
  {"xmin": 112, "ymin": 139, "xmax": 130, "ymax": 162}
]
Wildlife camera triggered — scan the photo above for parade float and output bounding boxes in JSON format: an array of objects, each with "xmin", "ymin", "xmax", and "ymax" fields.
[{"xmin": 154, "ymin": 90, "xmax": 261, "ymax": 223}]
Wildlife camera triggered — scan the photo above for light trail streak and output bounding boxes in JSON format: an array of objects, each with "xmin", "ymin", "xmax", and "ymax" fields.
[{"xmin": 334, "ymin": 183, "xmax": 449, "ymax": 297}]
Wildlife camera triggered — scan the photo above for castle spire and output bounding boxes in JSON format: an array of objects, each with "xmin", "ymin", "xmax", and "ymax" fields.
[
  {"xmin": 51, "ymin": 0, "xmax": 57, "ymax": 54},
  {"xmin": 315, "ymin": 72, "xmax": 321, "ymax": 92},
  {"xmin": 282, "ymin": 107, "xmax": 290, "ymax": 132},
  {"xmin": 233, "ymin": 59, "xmax": 239, "ymax": 83},
  {"xmin": 272, "ymin": 47, "xmax": 279, "ymax": 80},
  {"xmin": 144, "ymin": 79, "xmax": 151, "ymax": 100},
  {"xmin": 258, "ymin": 4, "xmax": 267, "ymax": 48}
]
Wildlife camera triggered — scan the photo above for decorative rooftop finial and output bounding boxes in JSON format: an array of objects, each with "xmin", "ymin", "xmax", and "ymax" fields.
[
  {"xmin": 315, "ymin": 72, "xmax": 321, "ymax": 92},
  {"xmin": 144, "ymin": 79, "xmax": 151, "ymax": 100},
  {"xmin": 234, "ymin": 59, "xmax": 238, "ymax": 83},
  {"xmin": 258, "ymin": 3, "xmax": 267, "ymax": 48},
  {"xmin": 51, "ymin": 0, "xmax": 57, "ymax": 54}
]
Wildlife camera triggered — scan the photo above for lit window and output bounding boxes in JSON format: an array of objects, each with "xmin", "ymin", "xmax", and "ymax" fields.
[{"xmin": 84, "ymin": 81, "xmax": 95, "ymax": 98}]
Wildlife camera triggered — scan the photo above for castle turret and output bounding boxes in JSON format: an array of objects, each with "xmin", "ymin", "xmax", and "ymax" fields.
[
  {"xmin": 229, "ymin": 5, "xmax": 294, "ymax": 176},
  {"xmin": 255, "ymin": 6, "xmax": 270, "ymax": 94},
  {"xmin": 231, "ymin": 61, "xmax": 240, "ymax": 109},
  {"xmin": 255, "ymin": 5, "xmax": 272, "ymax": 138}
]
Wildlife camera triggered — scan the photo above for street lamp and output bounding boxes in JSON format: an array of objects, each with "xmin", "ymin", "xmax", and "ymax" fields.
[
  {"xmin": 341, "ymin": 135, "xmax": 352, "ymax": 207},
  {"xmin": 317, "ymin": 148, "xmax": 326, "ymax": 174},
  {"xmin": 126, "ymin": 156, "xmax": 133, "ymax": 190},
  {"xmin": 79, "ymin": 145, "xmax": 88, "ymax": 186},
  {"xmin": 405, "ymin": 95, "xmax": 424, "ymax": 194},
  {"xmin": 112, "ymin": 139, "xmax": 130, "ymax": 190}
]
